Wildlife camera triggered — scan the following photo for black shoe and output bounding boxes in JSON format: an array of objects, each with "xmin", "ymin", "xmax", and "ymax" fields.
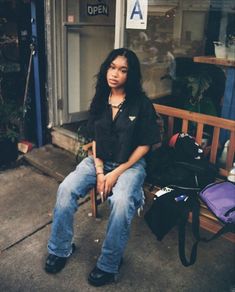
[
  {"xmin": 88, "ymin": 259, "xmax": 123, "ymax": 287},
  {"xmin": 88, "ymin": 266, "xmax": 116, "ymax": 287},
  {"xmin": 45, "ymin": 243, "xmax": 76, "ymax": 274}
]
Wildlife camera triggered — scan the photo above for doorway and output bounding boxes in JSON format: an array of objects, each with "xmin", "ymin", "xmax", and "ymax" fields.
[{"xmin": 56, "ymin": 0, "xmax": 116, "ymax": 124}]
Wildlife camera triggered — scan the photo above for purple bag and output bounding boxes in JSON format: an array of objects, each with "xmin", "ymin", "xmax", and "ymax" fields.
[{"xmin": 200, "ymin": 181, "xmax": 235, "ymax": 224}]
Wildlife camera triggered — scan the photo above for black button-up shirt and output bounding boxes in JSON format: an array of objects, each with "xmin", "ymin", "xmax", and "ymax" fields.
[{"xmin": 87, "ymin": 95, "xmax": 160, "ymax": 163}]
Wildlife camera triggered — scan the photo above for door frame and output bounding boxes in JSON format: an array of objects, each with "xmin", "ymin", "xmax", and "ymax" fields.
[{"xmin": 45, "ymin": 0, "xmax": 125, "ymax": 127}]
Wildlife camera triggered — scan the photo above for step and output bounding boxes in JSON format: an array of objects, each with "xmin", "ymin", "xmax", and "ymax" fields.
[
  {"xmin": 51, "ymin": 127, "xmax": 80, "ymax": 155},
  {"xmin": 24, "ymin": 144, "xmax": 91, "ymax": 207},
  {"xmin": 24, "ymin": 144, "xmax": 77, "ymax": 182}
]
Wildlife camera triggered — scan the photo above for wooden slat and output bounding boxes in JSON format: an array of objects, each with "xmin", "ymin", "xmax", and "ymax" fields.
[
  {"xmin": 168, "ymin": 116, "xmax": 174, "ymax": 137},
  {"xmin": 226, "ymin": 131, "xmax": 235, "ymax": 170},
  {"xmin": 90, "ymin": 188, "xmax": 98, "ymax": 218},
  {"xmin": 82, "ymin": 142, "xmax": 92, "ymax": 151},
  {"xmin": 210, "ymin": 127, "xmax": 220, "ymax": 164},
  {"xmin": 192, "ymin": 215, "xmax": 235, "ymax": 243},
  {"xmin": 193, "ymin": 56, "xmax": 235, "ymax": 67},
  {"xmin": 195, "ymin": 122, "xmax": 204, "ymax": 144},
  {"xmin": 200, "ymin": 209, "xmax": 219, "ymax": 222},
  {"xmin": 155, "ymin": 104, "xmax": 235, "ymax": 131},
  {"xmin": 181, "ymin": 119, "xmax": 188, "ymax": 133},
  {"xmin": 219, "ymin": 168, "xmax": 228, "ymax": 177}
]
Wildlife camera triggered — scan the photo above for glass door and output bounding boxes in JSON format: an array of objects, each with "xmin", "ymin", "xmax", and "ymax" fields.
[{"xmin": 63, "ymin": 0, "xmax": 115, "ymax": 123}]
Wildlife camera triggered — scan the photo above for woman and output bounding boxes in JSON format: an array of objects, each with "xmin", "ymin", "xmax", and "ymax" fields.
[{"xmin": 45, "ymin": 48, "xmax": 160, "ymax": 286}]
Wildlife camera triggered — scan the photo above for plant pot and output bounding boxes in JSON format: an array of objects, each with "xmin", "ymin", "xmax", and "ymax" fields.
[
  {"xmin": 0, "ymin": 139, "xmax": 18, "ymax": 166},
  {"xmin": 213, "ymin": 42, "xmax": 226, "ymax": 58}
]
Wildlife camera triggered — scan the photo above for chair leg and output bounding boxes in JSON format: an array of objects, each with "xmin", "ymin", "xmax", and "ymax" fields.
[{"xmin": 90, "ymin": 188, "xmax": 98, "ymax": 218}]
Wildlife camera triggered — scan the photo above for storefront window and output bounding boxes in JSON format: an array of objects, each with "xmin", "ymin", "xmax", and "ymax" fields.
[
  {"xmin": 126, "ymin": 6, "xmax": 175, "ymax": 98},
  {"xmin": 125, "ymin": 0, "xmax": 235, "ymax": 116}
]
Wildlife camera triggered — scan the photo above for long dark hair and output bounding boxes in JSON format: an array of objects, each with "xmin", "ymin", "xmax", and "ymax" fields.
[{"xmin": 89, "ymin": 48, "xmax": 144, "ymax": 115}]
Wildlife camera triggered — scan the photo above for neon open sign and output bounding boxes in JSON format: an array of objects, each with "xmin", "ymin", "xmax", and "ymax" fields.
[{"xmin": 87, "ymin": 3, "xmax": 109, "ymax": 16}]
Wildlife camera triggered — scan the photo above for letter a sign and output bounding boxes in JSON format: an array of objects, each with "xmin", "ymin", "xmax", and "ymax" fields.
[{"xmin": 126, "ymin": 0, "xmax": 148, "ymax": 29}]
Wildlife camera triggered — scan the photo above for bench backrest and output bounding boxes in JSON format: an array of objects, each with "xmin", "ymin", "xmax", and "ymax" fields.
[{"xmin": 154, "ymin": 104, "xmax": 235, "ymax": 177}]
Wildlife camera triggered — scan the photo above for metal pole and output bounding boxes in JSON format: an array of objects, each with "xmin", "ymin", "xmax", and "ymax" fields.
[{"xmin": 31, "ymin": 0, "xmax": 43, "ymax": 147}]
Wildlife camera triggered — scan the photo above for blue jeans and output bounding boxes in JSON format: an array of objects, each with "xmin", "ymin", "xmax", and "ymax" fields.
[{"xmin": 47, "ymin": 155, "xmax": 146, "ymax": 273}]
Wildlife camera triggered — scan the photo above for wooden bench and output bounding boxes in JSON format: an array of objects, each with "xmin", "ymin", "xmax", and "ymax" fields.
[{"xmin": 86, "ymin": 104, "xmax": 235, "ymax": 242}]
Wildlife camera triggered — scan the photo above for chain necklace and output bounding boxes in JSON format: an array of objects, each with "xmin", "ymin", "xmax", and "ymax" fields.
[{"xmin": 108, "ymin": 93, "xmax": 126, "ymax": 109}]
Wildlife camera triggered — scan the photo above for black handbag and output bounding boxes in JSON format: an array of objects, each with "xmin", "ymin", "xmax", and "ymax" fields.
[
  {"xmin": 146, "ymin": 144, "xmax": 218, "ymax": 189},
  {"xmin": 144, "ymin": 187, "xmax": 201, "ymax": 267}
]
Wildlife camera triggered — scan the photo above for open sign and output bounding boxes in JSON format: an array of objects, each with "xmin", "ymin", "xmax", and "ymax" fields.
[{"xmin": 87, "ymin": 3, "xmax": 109, "ymax": 16}]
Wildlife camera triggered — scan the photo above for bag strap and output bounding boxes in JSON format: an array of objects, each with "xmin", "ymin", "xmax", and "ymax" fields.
[
  {"xmin": 178, "ymin": 200, "xmax": 234, "ymax": 267},
  {"xmin": 199, "ymin": 223, "xmax": 235, "ymax": 243},
  {"xmin": 178, "ymin": 198, "xmax": 201, "ymax": 267},
  {"xmin": 168, "ymin": 184, "xmax": 201, "ymax": 191},
  {"xmin": 225, "ymin": 206, "xmax": 235, "ymax": 217}
]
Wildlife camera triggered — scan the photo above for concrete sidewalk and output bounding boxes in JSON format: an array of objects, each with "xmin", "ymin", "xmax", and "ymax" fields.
[{"xmin": 0, "ymin": 145, "xmax": 234, "ymax": 292}]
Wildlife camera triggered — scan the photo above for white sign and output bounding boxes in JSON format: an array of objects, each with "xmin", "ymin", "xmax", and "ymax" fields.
[{"xmin": 126, "ymin": 0, "xmax": 148, "ymax": 29}]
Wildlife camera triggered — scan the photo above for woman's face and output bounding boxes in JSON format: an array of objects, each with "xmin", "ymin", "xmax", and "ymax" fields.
[{"xmin": 106, "ymin": 55, "xmax": 128, "ymax": 90}]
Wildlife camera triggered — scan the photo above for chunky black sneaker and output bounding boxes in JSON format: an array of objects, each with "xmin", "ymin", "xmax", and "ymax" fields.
[
  {"xmin": 88, "ymin": 266, "xmax": 116, "ymax": 286},
  {"xmin": 45, "ymin": 243, "xmax": 76, "ymax": 274},
  {"xmin": 88, "ymin": 258, "xmax": 123, "ymax": 287}
]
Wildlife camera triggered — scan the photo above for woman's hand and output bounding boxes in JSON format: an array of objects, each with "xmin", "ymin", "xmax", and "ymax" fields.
[{"xmin": 104, "ymin": 170, "xmax": 119, "ymax": 198}]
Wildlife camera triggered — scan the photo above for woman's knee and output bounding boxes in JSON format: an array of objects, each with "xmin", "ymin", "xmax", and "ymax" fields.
[
  {"xmin": 119, "ymin": 165, "xmax": 146, "ymax": 187},
  {"xmin": 114, "ymin": 168, "xmax": 145, "ymax": 197},
  {"xmin": 56, "ymin": 181, "xmax": 76, "ymax": 210},
  {"xmin": 108, "ymin": 189, "xmax": 137, "ymax": 217},
  {"xmin": 110, "ymin": 168, "xmax": 145, "ymax": 212},
  {"xmin": 76, "ymin": 156, "xmax": 95, "ymax": 174}
]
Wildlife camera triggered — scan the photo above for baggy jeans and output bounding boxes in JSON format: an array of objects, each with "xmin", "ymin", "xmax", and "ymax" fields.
[{"xmin": 47, "ymin": 155, "xmax": 146, "ymax": 273}]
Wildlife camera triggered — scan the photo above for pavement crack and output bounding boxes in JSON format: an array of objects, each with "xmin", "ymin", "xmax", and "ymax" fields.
[
  {"xmin": 1, "ymin": 197, "xmax": 90, "ymax": 254},
  {"xmin": 1, "ymin": 220, "xmax": 52, "ymax": 253}
]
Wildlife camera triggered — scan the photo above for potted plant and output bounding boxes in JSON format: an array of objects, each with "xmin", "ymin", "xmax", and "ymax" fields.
[
  {"xmin": 173, "ymin": 68, "xmax": 218, "ymax": 116},
  {"xmin": 171, "ymin": 68, "xmax": 219, "ymax": 143},
  {"xmin": 0, "ymin": 92, "xmax": 22, "ymax": 165},
  {"xmin": 182, "ymin": 72, "xmax": 217, "ymax": 116}
]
